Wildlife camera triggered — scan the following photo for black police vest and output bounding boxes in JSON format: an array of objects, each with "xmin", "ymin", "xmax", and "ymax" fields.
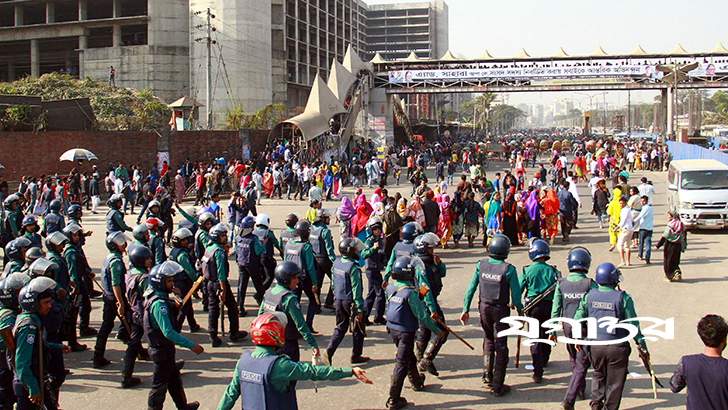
[
  {"xmin": 201, "ymin": 247, "xmax": 227, "ymax": 281},
  {"xmin": 332, "ymin": 259, "xmax": 355, "ymax": 301},
  {"xmin": 101, "ymin": 253, "xmax": 127, "ymax": 301},
  {"xmin": 310, "ymin": 225, "xmax": 329, "ymax": 258},
  {"xmin": 48, "ymin": 253, "xmax": 70, "ymax": 292},
  {"xmin": 262, "ymin": 288, "xmax": 297, "ymax": 341},
  {"xmin": 393, "ymin": 242, "xmax": 415, "ymax": 260},
  {"xmin": 419, "ymin": 254, "xmax": 442, "ymax": 299},
  {"xmin": 478, "ymin": 259, "xmax": 511, "ymax": 305},
  {"xmin": 585, "ymin": 288, "xmax": 627, "ymax": 341},
  {"xmin": 169, "ymin": 248, "xmax": 188, "ymax": 281},
  {"xmin": 279, "ymin": 229, "xmax": 294, "ymax": 253},
  {"xmin": 253, "ymin": 228, "xmax": 274, "ymax": 259},
  {"xmin": 106, "ymin": 209, "xmax": 124, "ymax": 233},
  {"xmin": 44, "ymin": 213, "xmax": 63, "ymax": 235},
  {"xmin": 364, "ymin": 237, "xmax": 384, "ymax": 271},
  {"xmin": 236, "ymin": 234, "xmax": 261, "ymax": 267},
  {"xmin": 194, "ymin": 230, "xmax": 210, "ymax": 262},
  {"xmin": 237, "ymin": 350, "xmax": 297, "ymax": 410},
  {"xmin": 386, "ymin": 283, "xmax": 418, "ymax": 332},
  {"xmin": 13, "ymin": 314, "xmax": 51, "ymax": 384},
  {"xmin": 143, "ymin": 295, "xmax": 180, "ymax": 348},
  {"xmin": 125, "ymin": 270, "xmax": 147, "ymax": 324},
  {"xmin": 284, "ymin": 241, "xmax": 308, "ymax": 279},
  {"xmin": 559, "ymin": 277, "xmax": 593, "ymax": 319}
]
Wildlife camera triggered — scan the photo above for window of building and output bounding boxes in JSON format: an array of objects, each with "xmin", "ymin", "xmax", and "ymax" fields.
[{"xmin": 121, "ymin": 24, "xmax": 147, "ymax": 46}]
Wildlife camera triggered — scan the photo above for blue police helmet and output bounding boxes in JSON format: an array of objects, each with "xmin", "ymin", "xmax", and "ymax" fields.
[
  {"xmin": 149, "ymin": 261, "xmax": 184, "ymax": 292},
  {"xmin": 413, "ymin": 232, "xmax": 440, "ymax": 256},
  {"xmin": 0, "ymin": 272, "xmax": 30, "ymax": 308},
  {"xmin": 595, "ymin": 262, "xmax": 620, "ymax": 285},
  {"xmin": 209, "ymin": 223, "xmax": 230, "ymax": 244},
  {"xmin": 528, "ymin": 239, "xmax": 551, "ymax": 261},
  {"xmin": 21, "ymin": 215, "xmax": 38, "ymax": 228},
  {"xmin": 49, "ymin": 200, "xmax": 62, "ymax": 212},
  {"xmin": 18, "ymin": 277, "xmax": 57, "ymax": 313},
  {"xmin": 400, "ymin": 222, "xmax": 423, "ymax": 243},
  {"xmin": 488, "ymin": 234, "xmax": 511, "ymax": 260},
  {"xmin": 67, "ymin": 204, "xmax": 82, "ymax": 218},
  {"xmin": 45, "ymin": 231, "xmax": 69, "ymax": 253},
  {"xmin": 391, "ymin": 255, "xmax": 424, "ymax": 281},
  {"xmin": 129, "ymin": 245, "xmax": 153, "ymax": 269},
  {"xmin": 241, "ymin": 216, "xmax": 256, "ymax": 237},
  {"xmin": 106, "ymin": 231, "xmax": 131, "ymax": 253},
  {"xmin": 274, "ymin": 261, "xmax": 301, "ymax": 288},
  {"xmin": 5, "ymin": 237, "xmax": 32, "ymax": 260},
  {"xmin": 567, "ymin": 246, "xmax": 592, "ymax": 272}
]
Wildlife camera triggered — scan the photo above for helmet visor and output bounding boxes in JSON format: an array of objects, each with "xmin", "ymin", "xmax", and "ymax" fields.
[
  {"xmin": 29, "ymin": 258, "xmax": 58, "ymax": 277},
  {"xmin": 26, "ymin": 276, "xmax": 57, "ymax": 294}
]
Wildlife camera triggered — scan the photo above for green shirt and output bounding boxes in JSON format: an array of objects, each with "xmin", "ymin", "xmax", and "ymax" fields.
[
  {"xmin": 15, "ymin": 313, "xmax": 63, "ymax": 396},
  {"xmin": 550, "ymin": 272, "xmax": 597, "ymax": 319},
  {"xmin": 0, "ymin": 308, "xmax": 18, "ymax": 353},
  {"xmin": 334, "ymin": 257, "xmax": 364, "ymax": 310},
  {"xmin": 63, "ymin": 243, "xmax": 83, "ymax": 283},
  {"xmin": 179, "ymin": 208, "xmax": 199, "ymax": 225},
  {"xmin": 573, "ymin": 285, "xmax": 646, "ymax": 346},
  {"xmin": 462, "ymin": 258, "xmax": 523, "ymax": 313},
  {"xmin": 172, "ymin": 249, "xmax": 197, "ymax": 281},
  {"xmin": 206, "ymin": 243, "xmax": 228, "ymax": 282},
  {"xmin": 519, "ymin": 261, "xmax": 559, "ymax": 301},
  {"xmin": 360, "ymin": 235, "xmax": 382, "ymax": 261},
  {"xmin": 258, "ymin": 284, "xmax": 317, "ymax": 349},
  {"xmin": 216, "ymin": 346, "xmax": 353, "ymax": 410},
  {"xmin": 5, "ymin": 209, "xmax": 21, "ymax": 238},
  {"xmin": 151, "ymin": 233, "xmax": 167, "ymax": 266},
  {"xmin": 313, "ymin": 223, "xmax": 336, "ymax": 262},
  {"xmin": 108, "ymin": 252, "xmax": 125, "ymax": 288},
  {"xmin": 388, "ymin": 279, "xmax": 440, "ymax": 334},
  {"xmin": 111, "ymin": 210, "xmax": 132, "ymax": 232},
  {"xmin": 147, "ymin": 290, "xmax": 195, "ymax": 349},
  {"xmin": 265, "ymin": 230, "xmax": 282, "ymax": 255}
]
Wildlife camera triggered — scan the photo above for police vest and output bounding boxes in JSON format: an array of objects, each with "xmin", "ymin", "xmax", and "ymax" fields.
[
  {"xmin": 3, "ymin": 260, "xmax": 23, "ymax": 277},
  {"xmin": 194, "ymin": 230, "xmax": 210, "ymax": 262},
  {"xmin": 332, "ymin": 259, "xmax": 355, "ymax": 301},
  {"xmin": 13, "ymin": 314, "xmax": 51, "ymax": 383},
  {"xmin": 236, "ymin": 350, "xmax": 297, "ymax": 410},
  {"xmin": 419, "ymin": 254, "xmax": 442, "ymax": 299},
  {"xmin": 279, "ymin": 229, "xmax": 294, "ymax": 253},
  {"xmin": 125, "ymin": 269, "xmax": 148, "ymax": 324},
  {"xmin": 364, "ymin": 238, "xmax": 384, "ymax": 271},
  {"xmin": 48, "ymin": 253, "xmax": 70, "ymax": 292},
  {"xmin": 201, "ymin": 247, "xmax": 226, "ymax": 281},
  {"xmin": 478, "ymin": 259, "xmax": 511, "ymax": 305},
  {"xmin": 169, "ymin": 248, "xmax": 189, "ymax": 281},
  {"xmin": 309, "ymin": 225, "xmax": 327, "ymax": 258},
  {"xmin": 386, "ymin": 283, "xmax": 418, "ymax": 332},
  {"xmin": 236, "ymin": 234, "xmax": 261, "ymax": 267},
  {"xmin": 101, "ymin": 253, "xmax": 127, "ymax": 301},
  {"xmin": 44, "ymin": 213, "xmax": 63, "ymax": 235},
  {"xmin": 393, "ymin": 242, "xmax": 415, "ymax": 260},
  {"xmin": 559, "ymin": 277, "xmax": 593, "ymax": 319},
  {"xmin": 143, "ymin": 295, "xmax": 180, "ymax": 348},
  {"xmin": 253, "ymin": 228, "xmax": 274, "ymax": 259},
  {"xmin": 284, "ymin": 241, "xmax": 308, "ymax": 279},
  {"xmin": 262, "ymin": 288, "xmax": 298, "ymax": 341},
  {"xmin": 106, "ymin": 209, "xmax": 124, "ymax": 233},
  {"xmin": 585, "ymin": 288, "xmax": 627, "ymax": 342}
]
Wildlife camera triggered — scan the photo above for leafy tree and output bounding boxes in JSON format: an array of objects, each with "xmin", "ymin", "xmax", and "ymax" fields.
[
  {"xmin": 224, "ymin": 103, "xmax": 287, "ymax": 130},
  {"xmin": 461, "ymin": 93, "xmax": 495, "ymax": 131}
]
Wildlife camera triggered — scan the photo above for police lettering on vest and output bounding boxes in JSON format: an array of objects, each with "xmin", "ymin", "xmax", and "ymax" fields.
[
  {"xmin": 309, "ymin": 226, "xmax": 324, "ymax": 256},
  {"xmin": 393, "ymin": 242, "xmax": 415, "ymax": 260},
  {"xmin": 262, "ymin": 288, "xmax": 298, "ymax": 341},
  {"xmin": 559, "ymin": 278, "xmax": 592, "ymax": 319},
  {"xmin": 254, "ymin": 228, "xmax": 274, "ymax": 259},
  {"xmin": 237, "ymin": 234, "xmax": 261, "ymax": 267},
  {"xmin": 386, "ymin": 283, "xmax": 418, "ymax": 332},
  {"xmin": 586, "ymin": 288, "xmax": 627, "ymax": 341},
  {"xmin": 279, "ymin": 230, "xmax": 294, "ymax": 252},
  {"xmin": 106, "ymin": 209, "xmax": 123, "ymax": 233},
  {"xmin": 332, "ymin": 259, "xmax": 355, "ymax": 301},
  {"xmin": 237, "ymin": 350, "xmax": 297, "ymax": 410},
  {"xmin": 44, "ymin": 213, "xmax": 62, "ymax": 235},
  {"xmin": 478, "ymin": 259, "xmax": 510, "ymax": 305},
  {"xmin": 284, "ymin": 242, "xmax": 307, "ymax": 279}
]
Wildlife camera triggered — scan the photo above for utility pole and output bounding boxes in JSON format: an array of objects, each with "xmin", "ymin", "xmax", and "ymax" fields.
[
  {"xmin": 627, "ymin": 90, "xmax": 631, "ymax": 136},
  {"xmin": 194, "ymin": 8, "xmax": 215, "ymax": 129}
]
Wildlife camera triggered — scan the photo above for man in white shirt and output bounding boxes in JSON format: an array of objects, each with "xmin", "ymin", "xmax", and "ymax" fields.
[
  {"xmin": 626, "ymin": 150, "xmax": 636, "ymax": 172},
  {"xmin": 566, "ymin": 172, "xmax": 582, "ymax": 228},
  {"xmin": 617, "ymin": 196, "xmax": 634, "ymax": 267},
  {"xmin": 308, "ymin": 181, "xmax": 322, "ymax": 203},
  {"xmin": 252, "ymin": 170, "xmax": 263, "ymax": 205},
  {"xmin": 588, "ymin": 170, "xmax": 603, "ymax": 197},
  {"xmin": 637, "ymin": 177, "xmax": 656, "ymax": 204}
]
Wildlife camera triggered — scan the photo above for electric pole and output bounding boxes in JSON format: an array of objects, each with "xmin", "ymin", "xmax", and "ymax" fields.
[{"xmin": 194, "ymin": 8, "xmax": 215, "ymax": 129}]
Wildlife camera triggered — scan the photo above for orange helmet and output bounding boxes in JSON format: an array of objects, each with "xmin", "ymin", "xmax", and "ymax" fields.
[{"xmin": 250, "ymin": 313, "xmax": 287, "ymax": 348}]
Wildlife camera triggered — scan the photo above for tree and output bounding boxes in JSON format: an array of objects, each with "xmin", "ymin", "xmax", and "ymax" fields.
[
  {"xmin": 461, "ymin": 93, "xmax": 495, "ymax": 131},
  {"xmin": 705, "ymin": 91, "xmax": 728, "ymax": 124},
  {"xmin": 489, "ymin": 104, "xmax": 526, "ymax": 134},
  {"xmin": 224, "ymin": 103, "xmax": 287, "ymax": 130}
]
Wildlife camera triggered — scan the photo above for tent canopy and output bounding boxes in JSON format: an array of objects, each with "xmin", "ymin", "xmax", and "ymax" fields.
[
  {"xmin": 168, "ymin": 96, "xmax": 203, "ymax": 108},
  {"xmin": 327, "ymin": 59, "xmax": 356, "ymax": 103},
  {"xmin": 514, "ymin": 48, "xmax": 531, "ymax": 59},
  {"xmin": 630, "ymin": 45, "xmax": 648, "ymax": 56},
  {"xmin": 343, "ymin": 44, "xmax": 372, "ymax": 73},
  {"xmin": 591, "ymin": 46, "xmax": 609, "ymax": 56},
  {"xmin": 552, "ymin": 47, "xmax": 569, "ymax": 58},
  {"xmin": 477, "ymin": 49, "xmax": 495, "ymax": 59},
  {"xmin": 370, "ymin": 52, "xmax": 386, "ymax": 64},
  {"xmin": 284, "ymin": 74, "xmax": 347, "ymax": 142}
]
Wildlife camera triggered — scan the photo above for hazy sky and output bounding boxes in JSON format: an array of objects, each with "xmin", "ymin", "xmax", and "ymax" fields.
[{"xmin": 366, "ymin": 0, "xmax": 728, "ymax": 107}]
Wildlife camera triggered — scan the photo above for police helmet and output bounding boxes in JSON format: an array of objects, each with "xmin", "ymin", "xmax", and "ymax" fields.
[
  {"xmin": 595, "ymin": 262, "xmax": 620, "ymax": 285},
  {"xmin": 67, "ymin": 204, "xmax": 82, "ymax": 219},
  {"xmin": 49, "ymin": 200, "xmax": 62, "ymax": 212},
  {"xmin": 129, "ymin": 245, "xmax": 153, "ymax": 269},
  {"xmin": 29, "ymin": 258, "xmax": 58, "ymax": 278},
  {"xmin": 21, "ymin": 215, "xmax": 38, "ymax": 229},
  {"xmin": 313, "ymin": 208, "xmax": 333, "ymax": 224},
  {"xmin": 107, "ymin": 193, "xmax": 124, "ymax": 208},
  {"xmin": 148, "ymin": 200, "xmax": 161, "ymax": 210},
  {"xmin": 274, "ymin": 261, "xmax": 301, "ymax": 288},
  {"xmin": 391, "ymin": 255, "xmax": 424, "ymax": 282},
  {"xmin": 63, "ymin": 222, "xmax": 83, "ymax": 236},
  {"xmin": 241, "ymin": 216, "xmax": 256, "ymax": 237},
  {"xmin": 400, "ymin": 222, "xmax": 423, "ymax": 243},
  {"xmin": 25, "ymin": 247, "xmax": 46, "ymax": 266},
  {"xmin": 132, "ymin": 224, "xmax": 150, "ymax": 242},
  {"xmin": 367, "ymin": 216, "xmax": 384, "ymax": 232},
  {"xmin": 488, "ymin": 234, "xmax": 511, "ymax": 260},
  {"xmin": 567, "ymin": 246, "xmax": 592, "ymax": 272},
  {"xmin": 5, "ymin": 237, "xmax": 32, "ymax": 260},
  {"xmin": 285, "ymin": 213, "xmax": 299, "ymax": 228},
  {"xmin": 145, "ymin": 217, "xmax": 165, "ymax": 230},
  {"xmin": 293, "ymin": 220, "xmax": 311, "ymax": 241},
  {"xmin": 106, "ymin": 231, "xmax": 131, "ymax": 252},
  {"xmin": 149, "ymin": 261, "xmax": 184, "ymax": 292},
  {"xmin": 251, "ymin": 312, "xmax": 288, "ymax": 348},
  {"xmin": 255, "ymin": 214, "xmax": 270, "ymax": 229},
  {"xmin": 247, "ymin": 181, "xmax": 256, "ymax": 189},
  {"xmin": 414, "ymin": 232, "xmax": 440, "ymax": 255},
  {"xmin": 45, "ymin": 232, "xmax": 69, "ymax": 252},
  {"xmin": 528, "ymin": 239, "xmax": 551, "ymax": 261},
  {"xmin": 198, "ymin": 212, "xmax": 215, "ymax": 227},
  {"xmin": 209, "ymin": 223, "xmax": 229, "ymax": 244},
  {"xmin": 0, "ymin": 272, "xmax": 30, "ymax": 308},
  {"xmin": 171, "ymin": 228, "xmax": 193, "ymax": 248},
  {"xmin": 3, "ymin": 194, "xmax": 20, "ymax": 208},
  {"xmin": 338, "ymin": 238, "xmax": 365, "ymax": 259},
  {"xmin": 18, "ymin": 277, "xmax": 57, "ymax": 313}
]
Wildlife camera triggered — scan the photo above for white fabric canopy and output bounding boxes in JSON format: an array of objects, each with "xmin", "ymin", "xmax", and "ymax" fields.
[
  {"xmin": 284, "ymin": 74, "xmax": 347, "ymax": 142},
  {"xmin": 327, "ymin": 59, "xmax": 356, "ymax": 103}
]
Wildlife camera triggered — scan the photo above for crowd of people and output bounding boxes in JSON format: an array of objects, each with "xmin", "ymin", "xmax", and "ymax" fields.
[{"xmin": 0, "ymin": 132, "xmax": 717, "ymax": 410}]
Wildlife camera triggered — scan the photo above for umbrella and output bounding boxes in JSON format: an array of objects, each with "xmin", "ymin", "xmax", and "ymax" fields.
[
  {"xmin": 0, "ymin": 163, "xmax": 4, "ymax": 169},
  {"xmin": 59, "ymin": 148, "xmax": 98, "ymax": 162}
]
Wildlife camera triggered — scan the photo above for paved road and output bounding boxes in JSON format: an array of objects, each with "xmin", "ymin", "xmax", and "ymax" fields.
[{"xmin": 58, "ymin": 161, "xmax": 721, "ymax": 409}]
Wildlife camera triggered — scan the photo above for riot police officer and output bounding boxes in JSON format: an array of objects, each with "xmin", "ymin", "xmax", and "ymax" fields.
[
  {"xmin": 253, "ymin": 214, "xmax": 282, "ymax": 290},
  {"xmin": 361, "ymin": 217, "xmax": 386, "ymax": 325},
  {"xmin": 45, "ymin": 232, "xmax": 85, "ymax": 352},
  {"xmin": 323, "ymin": 238, "xmax": 368, "ymax": 366},
  {"xmin": 551, "ymin": 246, "xmax": 596, "ymax": 410},
  {"xmin": 573, "ymin": 262, "xmax": 650, "ymax": 410},
  {"xmin": 460, "ymin": 234, "xmax": 522, "ymax": 397},
  {"xmin": 385, "ymin": 256, "xmax": 444, "ymax": 410},
  {"xmin": 19, "ymin": 216, "xmax": 42, "ymax": 250},
  {"xmin": 66, "ymin": 205, "xmax": 92, "ymax": 247},
  {"xmin": 93, "ymin": 231, "xmax": 132, "ymax": 368},
  {"xmin": 519, "ymin": 238, "xmax": 560, "ymax": 383},
  {"xmin": 129, "ymin": 224, "xmax": 151, "ymax": 255},
  {"xmin": 144, "ymin": 261, "xmax": 203, "ymax": 410},
  {"xmin": 202, "ymin": 223, "xmax": 247, "ymax": 347},
  {"xmin": 146, "ymin": 217, "xmax": 167, "ymax": 266},
  {"xmin": 258, "ymin": 261, "xmax": 319, "ymax": 364},
  {"xmin": 383, "ymin": 222, "xmax": 422, "ymax": 283},
  {"xmin": 195, "ymin": 212, "xmax": 215, "ymax": 313},
  {"xmin": 106, "ymin": 194, "xmax": 132, "ymax": 234},
  {"xmin": 278, "ymin": 213, "xmax": 298, "ymax": 252},
  {"xmin": 1, "ymin": 194, "xmax": 23, "ymax": 265},
  {"xmin": 123, "ymin": 245, "xmax": 153, "ymax": 388},
  {"xmin": 0, "ymin": 272, "xmax": 30, "ymax": 409},
  {"xmin": 62, "ymin": 223, "xmax": 95, "ymax": 338},
  {"xmin": 310, "ymin": 208, "xmax": 336, "ymax": 309},
  {"xmin": 235, "ymin": 216, "xmax": 266, "ymax": 313},
  {"xmin": 413, "ymin": 232, "xmax": 449, "ymax": 377},
  {"xmin": 41, "ymin": 200, "xmax": 65, "ymax": 237},
  {"xmin": 283, "ymin": 220, "xmax": 319, "ymax": 331},
  {"xmin": 169, "ymin": 228, "xmax": 200, "ymax": 332},
  {"xmin": 3, "ymin": 237, "xmax": 31, "ymax": 276}
]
